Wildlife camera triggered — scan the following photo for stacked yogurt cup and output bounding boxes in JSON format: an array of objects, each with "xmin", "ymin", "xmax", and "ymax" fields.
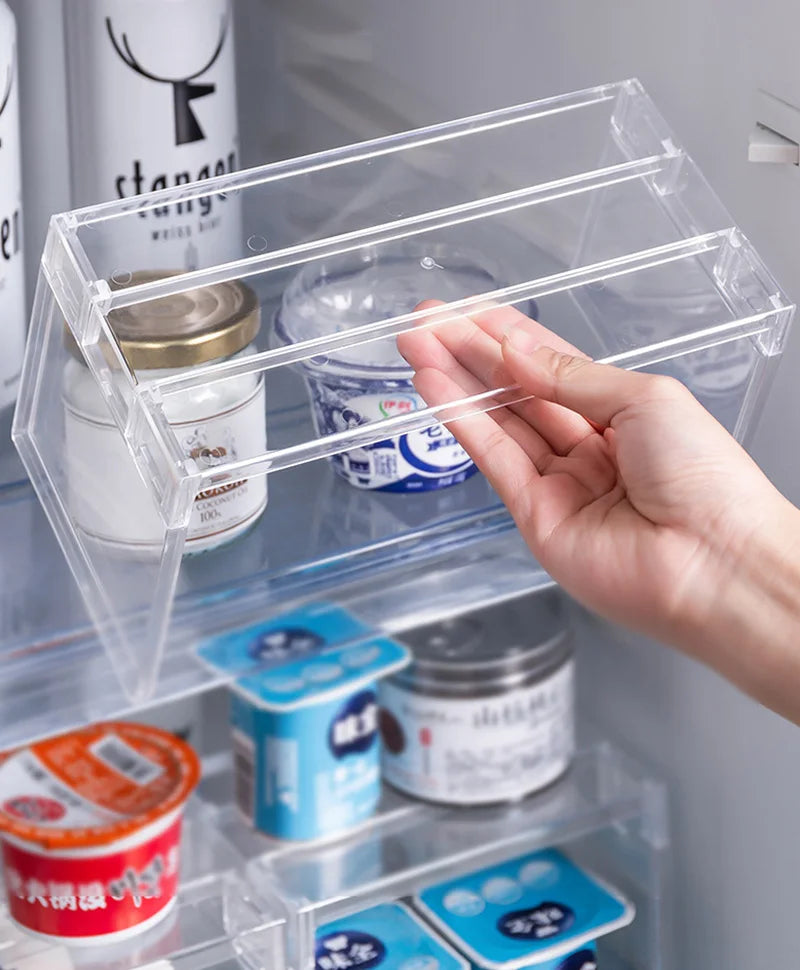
[{"xmin": 275, "ymin": 240, "xmax": 506, "ymax": 494}]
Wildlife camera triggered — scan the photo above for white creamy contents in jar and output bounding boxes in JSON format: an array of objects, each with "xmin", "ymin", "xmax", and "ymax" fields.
[
  {"xmin": 62, "ymin": 274, "xmax": 267, "ymax": 554},
  {"xmin": 379, "ymin": 597, "xmax": 575, "ymax": 806}
]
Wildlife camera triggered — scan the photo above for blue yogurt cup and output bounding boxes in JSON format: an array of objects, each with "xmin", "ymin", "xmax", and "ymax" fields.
[{"xmin": 230, "ymin": 636, "xmax": 410, "ymax": 842}]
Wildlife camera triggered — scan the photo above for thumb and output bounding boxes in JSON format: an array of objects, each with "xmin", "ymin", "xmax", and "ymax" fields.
[{"xmin": 501, "ymin": 321, "xmax": 664, "ymax": 427}]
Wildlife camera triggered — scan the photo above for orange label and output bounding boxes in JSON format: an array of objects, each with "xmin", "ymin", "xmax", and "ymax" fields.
[{"xmin": 0, "ymin": 722, "xmax": 200, "ymax": 850}]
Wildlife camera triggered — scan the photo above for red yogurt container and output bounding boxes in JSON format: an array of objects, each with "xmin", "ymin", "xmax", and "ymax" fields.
[{"xmin": 0, "ymin": 721, "xmax": 200, "ymax": 944}]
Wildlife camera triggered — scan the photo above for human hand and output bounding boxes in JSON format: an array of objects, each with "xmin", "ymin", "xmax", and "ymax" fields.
[{"xmin": 398, "ymin": 301, "xmax": 800, "ymax": 718}]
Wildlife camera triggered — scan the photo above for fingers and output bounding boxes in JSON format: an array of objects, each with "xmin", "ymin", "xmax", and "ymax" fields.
[
  {"xmin": 415, "ymin": 366, "xmax": 605, "ymax": 548},
  {"xmin": 466, "ymin": 301, "xmax": 585, "ymax": 359},
  {"xmin": 398, "ymin": 300, "xmax": 584, "ymax": 385},
  {"xmin": 411, "ymin": 366, "xmax": 545, "ymax": 516},
  {"xmin": 399, "ymin": 301, "xmax": 598, "ymax": 456},
  {"xmin": 502, "ymin": 325, "xmax": 668, "ymax": 428},
  {"xmin": 412, "ymin": 364, "xmax": 550, "ymax": 471},
  {"xmin": 401, "ymin": 308, "xmax": 559, "ymax": 465}
]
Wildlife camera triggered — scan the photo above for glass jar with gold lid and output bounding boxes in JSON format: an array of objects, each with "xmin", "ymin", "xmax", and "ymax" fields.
[{"xmin": 62, "ymin": 272, "xmax": 267, "ymax": 554}]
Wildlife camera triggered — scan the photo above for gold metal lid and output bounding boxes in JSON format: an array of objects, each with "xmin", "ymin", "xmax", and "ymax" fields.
[{"xmin": 103, "ymin": 271, "xmax": 261, "ymax": 370}]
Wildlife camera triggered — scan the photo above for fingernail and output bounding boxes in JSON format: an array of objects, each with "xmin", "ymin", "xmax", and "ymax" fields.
[{"xmin": 505, "ymin": 324, "xmax": 541, "ymax": 355}]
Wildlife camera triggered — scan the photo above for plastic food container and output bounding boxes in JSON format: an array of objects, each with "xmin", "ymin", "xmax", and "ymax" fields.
[
  {"xmin": 316, "ymin": 901, "xmax": 469, "ymax": 970},
  {"xmin": 275, "ymin": 240, "xmax": 505, "ymax": 493},
  {"xmin": 0, "ymin": 722, "xmax": 200, "ymax": 944},
  {"xmin": 230, "ymin": 635, "xmax": 409, "ymax": 841},
  {"xmin": 63, "ymin": 272, "xmax": 268, "ymax": 554},
  {"xmin": 414, "ymin": 848, "xmax": 635, "ymax": 970},
  {"xmin": 379, "ymin": 594, "xmax": 574, "ymax": 805}
]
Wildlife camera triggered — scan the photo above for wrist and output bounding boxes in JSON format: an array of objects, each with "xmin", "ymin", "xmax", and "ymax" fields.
[{"xmin": 680, "ymin": 492, "xmax": 800, "ymax": 720}]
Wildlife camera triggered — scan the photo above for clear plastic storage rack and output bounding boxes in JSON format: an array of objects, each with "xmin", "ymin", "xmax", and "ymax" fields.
[
  {"xmin": 0, "ymin": 741, "xmax": 673, "ymax": 970},
  {"xmin": 13, "ymin": 79, "xmax": 794, "ymax": 702}
]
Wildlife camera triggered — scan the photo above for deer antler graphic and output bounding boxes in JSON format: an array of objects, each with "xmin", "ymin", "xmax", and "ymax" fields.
[
  {"xmin": 105, "ymin": 16, "xmax": 228, "ymax": 145},
  {"xmin": 0, "ymin": 43, "xmax": 15, "ymax": 121},
  {"xmin": 0, "ymin": 43, "xmax": 14, "ymax": 150}
]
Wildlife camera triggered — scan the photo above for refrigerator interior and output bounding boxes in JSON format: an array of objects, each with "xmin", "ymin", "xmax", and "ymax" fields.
[
  {"xmin": 3, "ymin": 1, "xmax": 799, "ymax": 968},
  {"xmin": 261, "ymin": 3, "xmax": 800, "ymax": 970},
  {"xmin": 7, "ymin": 75, "xmax": 791, "ymax": 731}
]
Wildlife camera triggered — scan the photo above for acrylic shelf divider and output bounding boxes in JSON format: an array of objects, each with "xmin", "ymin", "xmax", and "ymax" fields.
[
  {"xmin": 0, "ymin": 741, "xmax": 671, "ymax": 970},
  {"xmin": 11, "ymin": 78, "xmax": 794, "ymax": 707}
]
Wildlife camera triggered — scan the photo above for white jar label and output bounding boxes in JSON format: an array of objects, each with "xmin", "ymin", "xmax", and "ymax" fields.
[
  {"xmin": 0, "ymin": 4, "xmax": 26, "ymax": 411},
  {"xmin": 379, "ymin": 660, "xmax": 574, "ymax": 805},
  {"xmin": 64, "ymin": 0, "xmax": 241, "ymax": 273},
  {"xmin": 64, "ymin": 380, "xmax": 267, "ymax": 552}
]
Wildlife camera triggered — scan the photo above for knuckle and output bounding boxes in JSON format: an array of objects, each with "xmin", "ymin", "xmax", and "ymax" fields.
[
  {"xmin": 643, "ymin": 373, "xmax": 689, "ymax": 403},
  {"xmin": 551, "ymin": 352, "xmax": 590, "ymax": 395},
  {"xmin": 489, "ymin": 357, "xmax": 511, "ymax": 390}
]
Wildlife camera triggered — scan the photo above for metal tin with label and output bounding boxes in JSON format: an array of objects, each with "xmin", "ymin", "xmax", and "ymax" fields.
[{"xmin": 379, "ymin": 594, "xmax": 575, "ymax": 806}]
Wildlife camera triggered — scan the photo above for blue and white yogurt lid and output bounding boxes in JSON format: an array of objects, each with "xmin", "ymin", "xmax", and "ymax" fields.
[
  {"xmin": 195, "ymin": 601, "xmax": 372, "ymax": 677},
  {"xmin": 233, "ymin": 637, "xmax": 410, "ymax": 711},
  {"xmin": 414, "ymin": 849, "xmax": 634, "ymax": 970},
  {"xmin": 315, "ymin": 901, "xmax": 469, "ymax": 970}
]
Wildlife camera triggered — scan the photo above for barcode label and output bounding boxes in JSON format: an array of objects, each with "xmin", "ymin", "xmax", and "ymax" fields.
[
  {"xmin": 232, "ymin": 730, "xmax": 255, "ymax": 821},
  {"xmin": 90, "ymin": 735, "xmax": 164, "ymax": 786}
]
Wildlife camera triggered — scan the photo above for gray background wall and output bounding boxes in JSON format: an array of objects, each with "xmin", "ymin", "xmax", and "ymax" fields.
[{"xmin": 10, "ymin": 1, "xmax": 800, "ymax": 966}]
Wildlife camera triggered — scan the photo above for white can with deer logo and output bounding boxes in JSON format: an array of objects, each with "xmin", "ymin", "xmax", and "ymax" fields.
[
  {"xmin": 64, "ymin": 0, "xmax": 241, "ymax": 273},
  {"xmin": 62, "ymin": 273, "xmax": 268, "ymax": 554},
  {"xmin": 0, "ymin": 2, "xmax": 25, "ymax": 411}
]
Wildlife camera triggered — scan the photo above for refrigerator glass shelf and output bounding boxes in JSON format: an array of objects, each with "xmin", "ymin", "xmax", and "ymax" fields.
[
  {"xmin": 0, "ymin": 481, "xmax": 546, "ymax": 752},
  {"xmin": 11, "ymin": 78, "xmax": 794, "ymax": 705},
  {"xmin": 0, "ymin": 741, "xmax": 669, "ymax": 970}
]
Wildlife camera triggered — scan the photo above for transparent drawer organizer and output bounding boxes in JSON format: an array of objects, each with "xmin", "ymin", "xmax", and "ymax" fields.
[
  {"xmin": 11, "ymin": 78, "xmax": 794, "ymax": 706},
  {"xmin": 0, "ymin": 741, "xmax": 671, "ymax": 970}
]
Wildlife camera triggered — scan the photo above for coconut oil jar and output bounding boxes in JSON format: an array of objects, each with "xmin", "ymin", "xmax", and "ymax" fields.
[
  {"xmin": 379, "ymin": 593, "xmax": 575, "ymax": 806},
  {"xmin": 63, "ymin": 273, "xmax": 268, "ymax": 554}
]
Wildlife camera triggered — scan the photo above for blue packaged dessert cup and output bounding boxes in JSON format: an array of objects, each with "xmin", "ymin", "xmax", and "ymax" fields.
[
  {"xmin": 275, "ymin": 240, "xmax": 517, "ymax": 493},
  {"xmin": 315, "ymin": 901, "xmax": 470, "ymax": 970},
  {"xmin": 229, "ymin": 635, "xmax": 410, "ymax": 842},
  {"xmin": 414, "ymin": 848, "xmax": 634, "ymax": 970}
]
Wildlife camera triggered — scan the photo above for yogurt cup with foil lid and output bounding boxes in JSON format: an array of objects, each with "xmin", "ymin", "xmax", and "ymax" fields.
[
  {"xmin": 230, "ymin": 636, "xmax": 410, "ymax": 842},
  {"xmin": 275, "ymin": 240, "xmax": 506, "ymax": 493},
  {"xmin": 379, "ymin": 593, "xmax": 575, "ymax": 805},
  {"xmin": 0, "ymin": 721, "xmax": 200, "ymax": 944},
  {"xmin": 414, "ymin": 848, "xmax": 634, "ymax": 970},
  {"xmin": 315, "ymin": 901, "xmax": 469, "ymax": 970}
]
